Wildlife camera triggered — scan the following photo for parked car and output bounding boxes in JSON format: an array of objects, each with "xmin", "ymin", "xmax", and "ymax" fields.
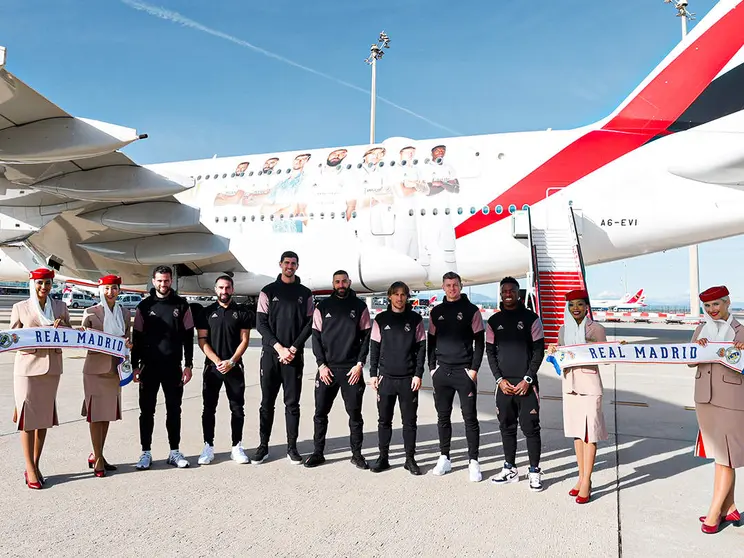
[
  {"xmin": 117, "ymin": 293, "xmax": 143, "ymax": 309},
  {"xmin": 63, "ymin": 291, "xmax": 97, "ymax": 309}
]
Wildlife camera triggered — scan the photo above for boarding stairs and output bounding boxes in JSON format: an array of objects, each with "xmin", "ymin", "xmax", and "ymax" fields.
[{"xmin": 517, "ymin": 205, "xmax": 590, "ymax": 345}]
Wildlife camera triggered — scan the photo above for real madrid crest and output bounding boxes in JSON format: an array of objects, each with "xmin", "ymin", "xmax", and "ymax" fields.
[
  {"xmin": 517, "ymin": 321, "xmax": 524, "ymax": 330},
  {"xmin": 233, "ymin": 311, "xmax": 239, "ymax": 319},
  {"xmin": 298, "ymin": 297, "xmax": 304, "ymax": 305},
  {"xmin": 725, "ymin": 346, "xmax": 742, "ymax": 365},
  {"xmin": 404, "ymin": 323, "xmax": 411, "ymax": 332},
  {"xmin": 456, "ymin": 312, "xmax": 463, "ymax": 321},
  {"xmin": 173, "ymin": 308, "xmax": 180, "ymax": 318},
  {"xmin": 350, "ymin": 310, "xmax": 356, "ymax": 319}
]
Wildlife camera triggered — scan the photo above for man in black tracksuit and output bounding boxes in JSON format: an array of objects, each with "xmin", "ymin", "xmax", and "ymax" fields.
[
  {"xmin": 255, "ymin": 251, "xmax": 313, "ymax": 465},
  {"xmin": 131, "ymin": 265, "xmax": 195, "ymax": 470},
  {"xmin": 305, "ymin": 270, "xmax": 371, "ymax": 469},
  {"xmin": 428, "ymin": 271, "xmax": 485, "ymax": 482},
  {"xmin": 486, "ymin": 276, "xmax": 546, "ymax": 491},
  {"xmin": 369, "ymin": 281, "xmax": 426, "ymax": 476}
]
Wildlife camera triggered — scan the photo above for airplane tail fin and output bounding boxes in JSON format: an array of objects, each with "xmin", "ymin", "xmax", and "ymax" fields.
[
  {"xmin": 626, "ymin": 289, "xmax": 645, "ymax": 304},
  {"xmin": 602, "ymin": 0, "xmax": 744, "ymax": 135}
]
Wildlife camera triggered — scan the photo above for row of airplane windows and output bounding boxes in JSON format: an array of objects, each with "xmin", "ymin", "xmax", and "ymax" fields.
[
  {"xmin": 193, "ymin": 157, "xmax": 455, "ymax": 181},
  {"xmin": 213, "ymin": 204, "xmax": 530, "ymax": 223}
]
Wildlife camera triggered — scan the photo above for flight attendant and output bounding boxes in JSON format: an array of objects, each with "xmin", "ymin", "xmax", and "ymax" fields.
[
  {"xmin": 80, "ymin": 275, "xmax": 131, "ymax": 477},
  {"xmin": 10, "ymin": 268, "xmax": 70, "ymax": 489},
  {"xmin": 692, "ymin": 286, "xmax": 744, "ymax": 534},
  {"xmin": 547, "ymin": 290, "xmax": 607, "ymax": 504}
]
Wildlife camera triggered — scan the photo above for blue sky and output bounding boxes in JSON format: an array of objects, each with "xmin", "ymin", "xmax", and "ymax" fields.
[{"xmin": 0, "ymin": 0, "xmax": 737, "ymax": 305}]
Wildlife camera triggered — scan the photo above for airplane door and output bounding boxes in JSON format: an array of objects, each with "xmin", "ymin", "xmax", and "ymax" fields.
[
  {"xmin": 545, "ymin": 186, "xmax": 566, "ymax": 229},
  {"xmin": 369, "ymin": 203, "xmax": 395, "ymax": 236}
]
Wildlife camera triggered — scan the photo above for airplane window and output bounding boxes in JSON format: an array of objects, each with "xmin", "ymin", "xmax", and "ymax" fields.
[
  {"xmin": 258, "ymin": 171, "xmax": 263, "ymax": 176},
  {"xmin": 289, "ymin": 213, "xmax": 294, "ymax": 219},
  {"xmin": 508, "ymin": 204, "xmax": 517, "ymax": 213},
  {"xmin": 267, "ymin": 170, "xmax": 273, "ymax": 175},
  {"xmin": 330, "ymin": 212, "xmax": 336, "ymax": 219},
  {"xmin": 475, "ymin": 152, "xmax": 480, "ymax": 157},
  {"xmin": 318, "ymin": 163, "xmax": 322, "ymax": 168},
  {"xmin": 249, "ymin": 171, "xmax": 254, "ymax": 176},
  {"xmin": 223, "ymin": 173, "xmax": 227, "ymax": 178},
  {"xmin": 251, "ymin": 215, "xmax": 256, "ymax": 222},
  {"xmin": 352, "ymin": 211, "xmax": 357, "ymax": 219},
  {"xmin": 214, "ymin": 217, "xmax": 219, "ymax": 223},
  {"xmin": 279, "ymin": 214, "xmax": 284, "ymax": 220},
  {"xmin": 495, "ymin": 205, "xmax": 503, "ymax": 214},
  {"xmin": 401, "ymin": 160, "xmax": 407, "ymax": 166},
  {"xmin": 498, "ymin": 153, "xmax": 505, "ymax": 160},
  {"xmin": 232, "ymin": 216, "xmax": 237, "ymax": 222},
  {"xmin": 241, "ymin": 216, "xmax": 246, "ymax": 222},
  {"xmin": 378, "ymin": 162, "xmax": 384, "ymax": 167},
  {"xmin": 239, "ymin": 172, "xmax": 245, "ymax": 177},
  {"xmin": 205, "ymin": 175, "xmax": 210, "ymax": 180},
  {"xmin": 270, "ymin": 215, "xmax": 275, "ymax": 221},
  {"xmin": 482, "ymin": 206, "xmax": 490, "ymax": 215},
  {"xmin": 277, "ymin": 169, "xmax": 282, "ymax": 174},
  {"xmin": 469, "ymin": 207, "xmax": 476, "ymax": 215},
  {"xmin": 409, "ymin": 209, "xmax": 414, "ymax": 217},
  {"xmin": 346, "ymin": 164, "xmax": 352, "ymax": 170},
  {"xmin": 433, "ymin": 208, "xmax": 439, "ymax": 216},
  {"xmin": 368, "ymin": 163, "xmax": 374, "ymax": 168},
  {"xmin": 445, "ymin": 208, "xmax": 451, "ymax": 215},
  {"xmin": 286, "ymin": 169, "xmax": 290, "ymax": 174},
  {"xmin": 390, "ymin": 161, "xmax": 395, "ymax": 166},
  {"xmin": 424, "ymin": 158, "xmax": 431, "ymax": 164},
  {"xmin": 436, "ymin": 158, "xmax": 442, "ymax": 164},
  {"xmin": 320, "ymin": 212, "xmax": 325, "ymax": 219},
  {"xmin": 457, "ymin": 207, "xmax": 463, "ymax": 215},
  {"xmin": 309, "ymin": 213, "xmax": 315, "ymax": 219},
  {"xmin": 223, "ymin": 216, "xmax": 228, "ymax": 222},
  {"xmin": 197, "ymin": 175, "xmax": 202, "ymax": 180},
  {"xmin": 260, "ymin": 215, "xmax": 265, "ymax": 221},
  {"xmin": 231, "ymin": 173, "xmax": 236, "ymax": 178},
  {"xmin": 341, "ymin": 211, "xmax": 346, "ymax": 219},
  {"xmin": 522, "ymin": 204, "xmax": 529, "ymax": 210},
  {"xmin": 420, "ymin": 209, "xmax": 426, "ymax": 216},
  {"xmin": 357, "ymin": 163, "xmax": 363, "ymax": 169},
  {"xmin": 413, "ymin": 159, "xmax": 419, "ymax": 165}
]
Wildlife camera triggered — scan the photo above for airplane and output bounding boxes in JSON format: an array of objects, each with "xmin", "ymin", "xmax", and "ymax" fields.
[
  {"xmin": 592, "ymin": 289, "xmax": 647, "ymax": 311},
  {"xmin": 1, "ymin": 0, "xmax": 744, "ymax": 298}
]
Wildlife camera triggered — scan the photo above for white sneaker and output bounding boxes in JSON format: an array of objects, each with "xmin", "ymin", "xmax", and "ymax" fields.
[
  {"xmin": 198, "ymin": 443, "xmax": 214, "ymax": 465},
  {"xmin": 432, "ymin": 455, "xmax": 452, "ymax": 476},
  {"xmin": 135, "ymin": 451, "xmax": 152, "ymax": 470},
  {"xmin": 468, "ymin": 459, "xmax": 482, "ymax": 482},
  {"xmin": 528, "ymin": 468, "xmax": 543, "ymax": 492},
  {"xmin": 231, "ymin": 443, "xmax": 250, "ymax": 464},
  {"xmin": 491, "ymin": 464, "xmax": 519, "ymax": 484},
  {"xmin": 167, "ymin": 449, "xmax": 190, "ymax": 468}
]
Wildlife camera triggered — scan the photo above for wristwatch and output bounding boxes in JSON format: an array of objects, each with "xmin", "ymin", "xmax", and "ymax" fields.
[
  {"xmin": 228, "ymin": 359, "xmax": 236, "ymax": 367},
  {"xmin": 523, "ymin": 375, "xmax": 534, "ymax": 385}
]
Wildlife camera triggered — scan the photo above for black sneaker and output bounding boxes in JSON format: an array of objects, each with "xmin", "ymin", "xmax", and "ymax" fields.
[
  {"xmin": 287, "ymin": 447, "xmax": 303, "ymax": 465},
  {"xmin": 404, "ymin": 457, "xmax": 421, "ymax": 476},
  {"xmin": 351, "ymin": 453, "xmax": 369, "ymax": 470},
  {"xmin": 251, "ymin": 444, "xmax": 269, "ymax": 464},
  {"xmin": 370, "ymin": 457, "xmax": 390, "ymax": 473},
  {"xmin": 304, "ymin": 452, "xmax": 326, "ymax": 468}
]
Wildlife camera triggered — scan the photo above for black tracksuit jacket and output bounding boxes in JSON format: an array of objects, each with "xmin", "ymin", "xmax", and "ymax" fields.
[
  {"xmin": 427, "ymin": 294, "xmax": 485, "ymax": 371},
  {"xmin": 256, "ymin": 275, "xmax": 314, "ymax": 350},
  {"xmin": 369, "ymin": 304, "xmax": 426, "ymax": 378},
  {"xmin": 485, "ymin": 303, "xmax": 545, "ymax": 384},
  {"xmin": 311, "ymin": 289, "xmax": 372, "ymax": 370}
]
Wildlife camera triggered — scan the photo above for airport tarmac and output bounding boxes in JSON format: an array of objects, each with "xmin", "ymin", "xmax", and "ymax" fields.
[{"xmin": 0, "ymin": 308, "xmax": 741, "ymax": 557}]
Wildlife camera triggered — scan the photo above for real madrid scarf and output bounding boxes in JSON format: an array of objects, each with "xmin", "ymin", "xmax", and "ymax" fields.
[
  {"xmin": 0, "ymin": 327, "xmax": 134, "ymax": 386},
  {"xmin": 547, "ymin": 342, "xmax": 744, "ymax": 375}
]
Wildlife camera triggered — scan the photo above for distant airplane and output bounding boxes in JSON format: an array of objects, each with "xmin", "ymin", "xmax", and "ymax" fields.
[
  {"xmin": 593, "ymin": 289, "xmax": 647, "ymax": 310},
  {"xmin": 1, "ymin": 0, "xmax": 744, "ymax": 296}
]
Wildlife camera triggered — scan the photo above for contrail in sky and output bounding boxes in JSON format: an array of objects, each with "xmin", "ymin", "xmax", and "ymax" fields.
[{"xmin": 120, "ymin": 0, "xmax": 462, "ymax": 136}]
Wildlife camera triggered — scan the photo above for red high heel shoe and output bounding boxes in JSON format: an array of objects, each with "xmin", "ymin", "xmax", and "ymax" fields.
[
  {"xmin": 699, "ymin": 510, "xmax": 740, "ymax": 525},
  {"xmin": 24, "ymin": 471, "xmax": 42, "ymax": 490},
  {"xmin": 569, "ymin": 488, "xmax": 580, "ymax": 497},
  {"xmin": 88, "ymin": 453, "xmax": 117, "ymax": 471},
  {"xmin": 576, "ymin": 492, "xmax": 591, "ymax": 504}
]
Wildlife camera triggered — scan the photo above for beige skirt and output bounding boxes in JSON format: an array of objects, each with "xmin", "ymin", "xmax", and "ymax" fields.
[
  {"xmin": 695, "ymin": 402, "xmax": 744, "ymax": 468},
  {"xmin": 81, "ymin": 373, "xmax": 122, "ymax": 423},
  {"xmin": 563, "ymin": 393, "xmax": 608, "ymax": 443},
  {"xmin": 14, "ymin": 374, "xmax": 60, "ymax": 431}
]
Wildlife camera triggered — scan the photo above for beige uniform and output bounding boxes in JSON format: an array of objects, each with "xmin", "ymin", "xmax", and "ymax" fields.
[
  {"xmin": 11, "ymin": 298, "xmax": 70, "ymax": 431},
  {"xmin": 692, "ymin": 320, "xmax": 744, "ymax": 468},
  {"xmin": 558, "ymin": 319, "xmax": 608, "ymax": 443},
  {"xmin": 80, "ymin": 304, "xmax": 132, "ymax": 423}
]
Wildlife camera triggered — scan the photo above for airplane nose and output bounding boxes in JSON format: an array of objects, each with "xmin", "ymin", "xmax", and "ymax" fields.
[{"xmin": 359, "ymin": 244, "xmax": 426, "ymax": 291}]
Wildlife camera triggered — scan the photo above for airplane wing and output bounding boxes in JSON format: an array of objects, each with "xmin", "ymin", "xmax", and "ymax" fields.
[{"xmin": 0, "ymin": 49, "xmax": 242, "ymax": 289}]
